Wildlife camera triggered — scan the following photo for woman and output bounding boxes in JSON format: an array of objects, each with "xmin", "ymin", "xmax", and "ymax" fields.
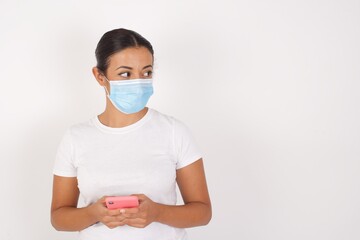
[{"xmin": 51, "ymin": 28, "xmax": 212, "ymax": 240}]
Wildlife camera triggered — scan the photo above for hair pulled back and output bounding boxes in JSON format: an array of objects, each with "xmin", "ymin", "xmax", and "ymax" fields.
[{"xmin": 95, "ymin": 28, "xmax": 154, "ymax": 74}]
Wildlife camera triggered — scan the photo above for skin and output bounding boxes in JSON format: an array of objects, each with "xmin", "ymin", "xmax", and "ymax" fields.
[{"xmin": 51, "ymin": 46, "xmax": 212, "ymax": 231}]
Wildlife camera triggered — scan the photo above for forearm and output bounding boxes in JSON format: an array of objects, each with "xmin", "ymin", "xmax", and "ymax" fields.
[
  {"xmin": 155, "ymin": 202, "xmax": 212, "ymax": 228},
  {"xmin": 51, "ymin": 205, "xmax": 98, "ymax": 231}
]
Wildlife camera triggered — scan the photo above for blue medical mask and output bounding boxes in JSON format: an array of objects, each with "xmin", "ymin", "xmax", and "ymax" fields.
[{"xmin": 103, "ymin": 76, "xmax": 154, "ymax": 114}]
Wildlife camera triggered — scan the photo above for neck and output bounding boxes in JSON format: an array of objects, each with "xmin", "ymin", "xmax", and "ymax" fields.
[{"xmin": 98, "ymin": 98, "xmax": 149, "ymax": 128}]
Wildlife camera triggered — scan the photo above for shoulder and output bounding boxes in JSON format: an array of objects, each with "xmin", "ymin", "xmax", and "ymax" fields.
[
  {"xmin": 149, "ymin": 108, "xmax": 191, "ymax": 135},
  {"xmin": 64, "ymin": 117, "xmax": 98, "ymax": 139},
  {"xmin": 149, "ymin": 108, "xmax": 186, "ymax": 128}
]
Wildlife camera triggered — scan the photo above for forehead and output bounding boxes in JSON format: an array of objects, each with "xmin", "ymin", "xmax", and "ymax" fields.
[{"xmin": 108, "ymin": 47, "xmax": 153, "ymax": 69}]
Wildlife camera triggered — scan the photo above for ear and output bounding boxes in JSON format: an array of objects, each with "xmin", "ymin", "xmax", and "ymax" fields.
[{"xmin": 92, "ymin": 67, "xmax": 107, "ymax": 86}]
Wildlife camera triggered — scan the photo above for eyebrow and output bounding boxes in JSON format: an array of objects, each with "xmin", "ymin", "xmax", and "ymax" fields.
[{"xmin": 115, "ymin": 65, "xmax": 153, "ymax": 70}]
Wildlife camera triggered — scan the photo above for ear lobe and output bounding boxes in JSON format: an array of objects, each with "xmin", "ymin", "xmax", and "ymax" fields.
[{"xmin": 92, "ymin": 67, "xmax": 106, "ymax": 86}]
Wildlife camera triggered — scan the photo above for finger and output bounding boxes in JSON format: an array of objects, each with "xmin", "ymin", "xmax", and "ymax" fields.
[
  {"xmin": 106, "ymin": 221, "xmax": 126, "ymax": 229},
  {"xmin": 121, "ymin": 212, "xmax": 139, "ymax": 219},
  {"xmin": 124, "ymin": 218, "xmax": 147, "ymax": 228},
  {"xmin": 103, "ymin": 215, "xmax": 118, "ymax": 223},
  {"xmin": 118, "ymin": 207, "xmax": 139, "ymax": 219},
  {"xmin": 107, "ymin": 209, "xmax": 123, "ymax": 216},
  {"xmin": 99, "ymin": 196, "xmax": 110, "ymax": 207},
  {"xmin": 115, "ymin": 215, "xmax": 127, "ymax": 222},
  {"xmin": 121, "ymin": 207, "xmax": 139, "ymax": 214},
  {"xmin": 104, "ymin": 215, "xmax": 127, "ymax": 224}
]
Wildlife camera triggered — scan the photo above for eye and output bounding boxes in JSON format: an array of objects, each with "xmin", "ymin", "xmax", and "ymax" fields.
[
  {"xmin": 119, "ymin": 72, "xmax": 130, "ymax": 78},
  {"xmin": 143, "ymin": 70, "xmax": 153, "ymax": 78}
]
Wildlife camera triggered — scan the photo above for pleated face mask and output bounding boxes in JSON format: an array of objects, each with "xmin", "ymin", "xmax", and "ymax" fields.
[{"xmin": 103, "ymin": 76, "xmax": 154, "ymax": 114}]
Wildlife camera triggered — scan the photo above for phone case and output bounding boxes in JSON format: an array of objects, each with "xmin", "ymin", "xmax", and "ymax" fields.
[{"xmin": 105, "ymin": 196, "xmax": 139, "ymax": 210}]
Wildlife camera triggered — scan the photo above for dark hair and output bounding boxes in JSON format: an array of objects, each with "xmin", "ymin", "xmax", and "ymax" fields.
[{"xmin": 95, "ymin": 28, "xmax": 154, "ymax": 74}]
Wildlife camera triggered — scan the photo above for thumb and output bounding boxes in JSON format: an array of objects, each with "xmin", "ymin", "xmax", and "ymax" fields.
[{"xmin": 99, "ymin": 196, "xmax": 111, "ymax": 204}]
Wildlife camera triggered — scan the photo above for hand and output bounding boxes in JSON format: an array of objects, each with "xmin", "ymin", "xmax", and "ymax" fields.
[
  {"xmin": 88, "ymin": 196, "xmax": 139, "ymax": 229},
  {"xmin": 120, "ymin": 194, "xmax": 160, "ymax": 228}
]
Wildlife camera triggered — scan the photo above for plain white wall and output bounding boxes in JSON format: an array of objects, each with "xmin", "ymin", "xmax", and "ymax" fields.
[{"xmin": 1, "ymin": 0, "xmax": 359, "ymax": 239}]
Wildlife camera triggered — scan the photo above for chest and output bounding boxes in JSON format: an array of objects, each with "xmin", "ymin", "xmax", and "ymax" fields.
[{"xmin": 74, "ymin": 131, "xmax": 177, "ymax": 203}]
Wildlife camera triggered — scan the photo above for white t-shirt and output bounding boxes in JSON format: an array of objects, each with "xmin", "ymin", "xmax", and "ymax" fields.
[{"xmin": 53, "ymin": 108, "xmax": 202, "ymax": 240}]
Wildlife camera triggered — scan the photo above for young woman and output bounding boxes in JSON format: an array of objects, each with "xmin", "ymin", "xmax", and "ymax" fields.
[{"xmin": 51, "ymin": 28, "xmax": 211, "ymax": 240}]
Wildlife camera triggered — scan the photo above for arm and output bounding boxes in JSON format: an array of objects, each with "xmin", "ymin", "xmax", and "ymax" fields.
[
  {"xmin": 124, "ymin": 158, "xmax": 212, "ymax": 228},
  {"xmin": 51, "ymin": 175, "xmax": 99, "ymax": 231},
  {"xmin": 51, "ymin": 175, "xmax": 134, "ymax": 231},
  {"xmin": 156, "ymin": 158, "xmax": 212, "ymax": 227}
]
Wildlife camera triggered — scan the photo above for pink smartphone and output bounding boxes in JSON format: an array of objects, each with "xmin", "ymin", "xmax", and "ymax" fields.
[{"xmin": 105, "ymin": 196, "xmax": 139, "ymax": 210}]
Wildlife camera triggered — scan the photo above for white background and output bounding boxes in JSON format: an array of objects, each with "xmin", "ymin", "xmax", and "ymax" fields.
[{"xmin": 1, "ymin": 0, "xmax": 359, "ymax": 239}]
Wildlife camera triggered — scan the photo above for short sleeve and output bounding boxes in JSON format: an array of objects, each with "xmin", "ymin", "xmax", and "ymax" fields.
[
  {"xmin": 173, "ymin": 119, "xmax": 202, "ymax": 169},
  {"xmin": 53, "ymin": 129, "xmax": 77, "ymax": 177}
]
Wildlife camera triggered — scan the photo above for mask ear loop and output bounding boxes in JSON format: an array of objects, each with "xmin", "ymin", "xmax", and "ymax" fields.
[
  {"xmin": 101, "ymin": 74, "xmax": 128, "ymax": 114},
  {"xmin": 102, "ymin": 75, "xmax": 111, "ymax": 97}
]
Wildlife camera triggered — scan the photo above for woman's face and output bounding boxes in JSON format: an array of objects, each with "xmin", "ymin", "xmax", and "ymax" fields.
[{"xmin": 104, "ymin": 46, "xmax": 153, "ymax": 80}]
